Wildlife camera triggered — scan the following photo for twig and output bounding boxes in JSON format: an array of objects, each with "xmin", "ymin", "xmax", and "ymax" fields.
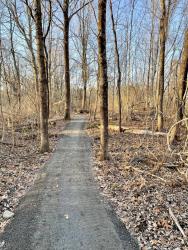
[
  {"xmin": 176, "ymin": 167, "xmax": 188, "ymax": 183},
  {"xmin": 163, "ymin": 162, "xmax": 179, "ymax": 167},
  {"xmin": 127, "ymin": 165, "xmax": 167, "ymax": 183},
  {"xmin": 0, "ymin": 141, "xmax": 24, "ymax": 147},
  {"xmin": 169, "ymin": 206, "xmax": 187, "ymax": 240}
]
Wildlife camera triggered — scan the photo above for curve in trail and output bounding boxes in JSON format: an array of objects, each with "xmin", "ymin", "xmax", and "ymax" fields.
[{"xmin": 0, "ymin": 116, "xmax": 139, "ymax": 250}]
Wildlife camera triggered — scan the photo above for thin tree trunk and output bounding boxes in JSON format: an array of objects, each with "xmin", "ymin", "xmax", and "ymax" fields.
[
  {"xmin": 156, "ymin": 0, "xmax": 166, "ymax": 131},
  {"xmin": 0, "ymin": 35, "xmax": 5, "ymax": 142},
  {"xmin": 112, "ymin": 66, "xmax": 115, "ymax": 117},
  {"xmin": 98, "ymin": 0, "xmax": 108, "ymax": 160},
  {"xmin": 34, "ymin": 0, "xmax": 49, "ymax": 152},
  {"xmin": 170, "ymin": 28, "xmax": 188, "ymax": 143},
  {"xmin": 151, "ymin": 33, "xmax": 159, "ymax": 107},
  {"xmin": 109, "ymin": 0, "xmax": 122, "ymax": 132},
  {"xmin": 176, "ymin": 29, "xmax": 188, "ymax": 121},
  {"xmin": 88, "ymin": 88, "xmax": 92, "ymax": 119},
  {"xmin": 81, "ymin": 47, "xmax": 87, "ymax": 110},
  {"xmin": 126, "ymin": 0, "xmax": 135, "ymax": 119},
  {"xmin": 94, "ymin": 71, "xmax": 99, "ymax": 120},
  {"xmin": 63, "ymin": 0, "xmax": 71, "ymax": 120},
  {"xmin": 9, "ymin": 12, "xmax": 21, "ymax": 108},
  {"xmin": 80, "ymin": 12, "xmax": 88, "ymax": 110},
  {"xmin": 146, "ymin": 3, "xmax": 155, "ymax": 109}
]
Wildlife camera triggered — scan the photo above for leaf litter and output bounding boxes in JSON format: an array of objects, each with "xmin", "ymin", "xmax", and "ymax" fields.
[
  {"xmin": 0, "ymin": 118, "xmax": 65, "ymax": 232},
  {"xmin": 88, "ymin": 122, "xmax": 188, "ymax": 250}
]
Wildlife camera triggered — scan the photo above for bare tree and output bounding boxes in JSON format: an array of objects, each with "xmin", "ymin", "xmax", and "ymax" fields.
[
  {"xmin": 170, "ymin": 28, "xmax": 188, "ymax": 143},
  {"xmin": 0, "ymin": 22, "xmax": 5, "ymax": 142},
  {"xmin": 9, "ymin": 2, "xmax": 40, "ymax": 107},
  {"xmin": 62, "ymin": 0, "xmax": 71, "ymax": 120},
  {"xmin": 109, "ymin": 0, "xmax": 122, "ymax": 132},
  {"xmin": 146, "ymin": 0, "xmax": 155, "ymax": 109},
  {"xmin": 9, "ymin": 11, "xmax": 21, "ymax": 109},
  {"xmin": 126, "ymin": 0, "xmax": 135, "ymax": 118},
  {"xmin": 156, "ymin": 0, "xmax": 166, "ymax": 131},
  {"xmin": 56, "ymin": 0, "xmax": 92, "ymax": 119},
  {"xmin": 34, "ymin": 0, "xmax": 49, "ymax": 152},
  {"xmin": 79, "ymin": 6, "xmax": 89, "ymax": 111},
  {"xmin": 98, "ymin": 0, "xmax": 108, "ymax": 160},
  {"xmin": 176, "ymin": 28, "xmax": 188, "ymax": 121}
]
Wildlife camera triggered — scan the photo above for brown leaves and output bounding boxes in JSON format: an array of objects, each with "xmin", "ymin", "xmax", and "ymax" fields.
[
  {"xmin": 157, "ymin": 218, "xmax": 172, "ymax": 230},
  {"xmin": 89, "ymin": 124, "xmax": 188, "ymax": 249},
  {"xmin": 0, "ymin": 118, "xmax": 64, "ymax": 232}
]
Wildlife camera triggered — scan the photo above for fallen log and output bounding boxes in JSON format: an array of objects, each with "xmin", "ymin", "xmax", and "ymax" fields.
[
  {"xmin": 109, "ymin": 124, "xmax": 166, "ymax": 136},
  {"xmin": 14, "ymin": 117, "xmax": 64, "ymax": 132}
]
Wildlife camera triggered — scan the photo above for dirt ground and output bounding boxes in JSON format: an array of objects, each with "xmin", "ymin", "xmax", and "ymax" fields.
[{"xmin": 87, "ymin": 118, "xmax": 188, "ymax": 250}]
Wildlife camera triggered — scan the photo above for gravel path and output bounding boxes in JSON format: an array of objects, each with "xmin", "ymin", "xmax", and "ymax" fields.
[{"xmin": 0, "ymin": 116, "xmax": 139, "ymax": 250}]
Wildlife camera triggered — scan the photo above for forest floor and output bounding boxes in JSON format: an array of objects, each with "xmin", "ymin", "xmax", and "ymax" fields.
[
  {"xmin": 0, "ymin": 116, "xmax": 138, "ymax": 250},
  {"xmin": 1, "ymin": 113, "xmax": 188, "ymax": 249},
  {"xmin": 0, "ymin": 117, "xmax": 65, "ymax": 232},
  {"xmin": 87, "ymin": 115, "xmax": 188, "ymax": 250}
]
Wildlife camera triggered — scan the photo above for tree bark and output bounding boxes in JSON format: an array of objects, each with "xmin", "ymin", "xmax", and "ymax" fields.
[
  {"xmin": 176, "ymin": 29, "xmax": 188, "ymax": 121},
  {"xmin": 34, "ymin": 0, "xmax": 49, "ymax": 152},
  {"xmin": 81, "ymin": 46, "xmax": 87, "ymax": 110},
  {"xmin": 80, "ymin": 8, "xmax": 89, "ymax": 111},
  {"xmin": 98, "ymin": 0, "xmax": 108, "ymax": 160},
  {"xmin": 93, "ymin": 69, "xmax": 99, "ymax": 120},
  {"xmin": 81, "ymin": 35, "xmax": 88, "ymax": 111},
  {"xmin": 109, "ymin": 0, "xmax": 122, "ymax": 132},
  {"xmin": 146, "ymin": 1, "xmax": 155, "ymax": 109},
  {"xmin": 10, "ymin": 26, "xmax": 21, "ymax": 108},
  {"xmin": 10, "ymin": 3, "xmax": 40, "ymax": 111},
  {"xmin": 170, "ymin": 28, "xmax": 188, "ymax": 143},
  {"xmin": 156, "ymin": 0, "xmax": 166, "ymax": 131},
  {"xmin": 0, "ymin": 37, "xmax": 6, "ymax": 142},
  {"xmin": 63, "ymin": 0, "xmax": 71, "ymax": 120},
  {"xmin": 126, "ymin": 0, "xmax": 135, "ymax": 119}
]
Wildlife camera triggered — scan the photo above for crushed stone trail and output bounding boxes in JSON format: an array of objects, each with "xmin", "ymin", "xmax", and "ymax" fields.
[{"xmin": 0, "ymin": 116, "xmax": 139, "ymax": 250}]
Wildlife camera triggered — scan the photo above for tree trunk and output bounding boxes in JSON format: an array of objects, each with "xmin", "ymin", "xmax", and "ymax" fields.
[
  {"xmin": 98, "ymin": 0, "xmax": 108, "ymax": 160},
  {"xmin": 109, "ymin": 0, "xmax": 122, "ymax": 132},
  {"xmin": 80, "ymin": 12, "xmax": 88, "ymax": 111},
  {"xmin": 126, "ymin": 0, "xmax": 135, "ymax": 119},
  {"xmin": 151, "ymin": 32, "xmax": 159, "ymax": 108},
  {"xmin": 81, "ymin": 44, "xmax": 87, "ymax": 110},
  {"xmin": 146, "ymin": 3, "xmax": 155, "ymax": 109},
  {"xmin": 34, "ymin": 0, "xmax": 49, "ymax": 152},
  {"xmin": 156, "ymin": 0, "xmax": 166, "ymax": 131},
  {"xmin": 170, "ymin": 28, "xmax": 188, "ymax": 143},
  {"xmin": 0, "ymin": 37, "xmax": 6, "ymax": 142},
  {"xmin": 63, "ymin": 0, "xmax": 71, "ymax": 120},
  {"xmin": 93, "ymin": 71, "xmax": 99, "ymax": 120},
  {"xmin": 9, "ymin": 13, "xmax": 21, "ymax": 108},
  {"xmin": 176, "ymin": 29, "xmax": 188, "ymax": 121},
  {"xmin": 82, "ymin": 81, "xmax": 87, "ymax": 110}
]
